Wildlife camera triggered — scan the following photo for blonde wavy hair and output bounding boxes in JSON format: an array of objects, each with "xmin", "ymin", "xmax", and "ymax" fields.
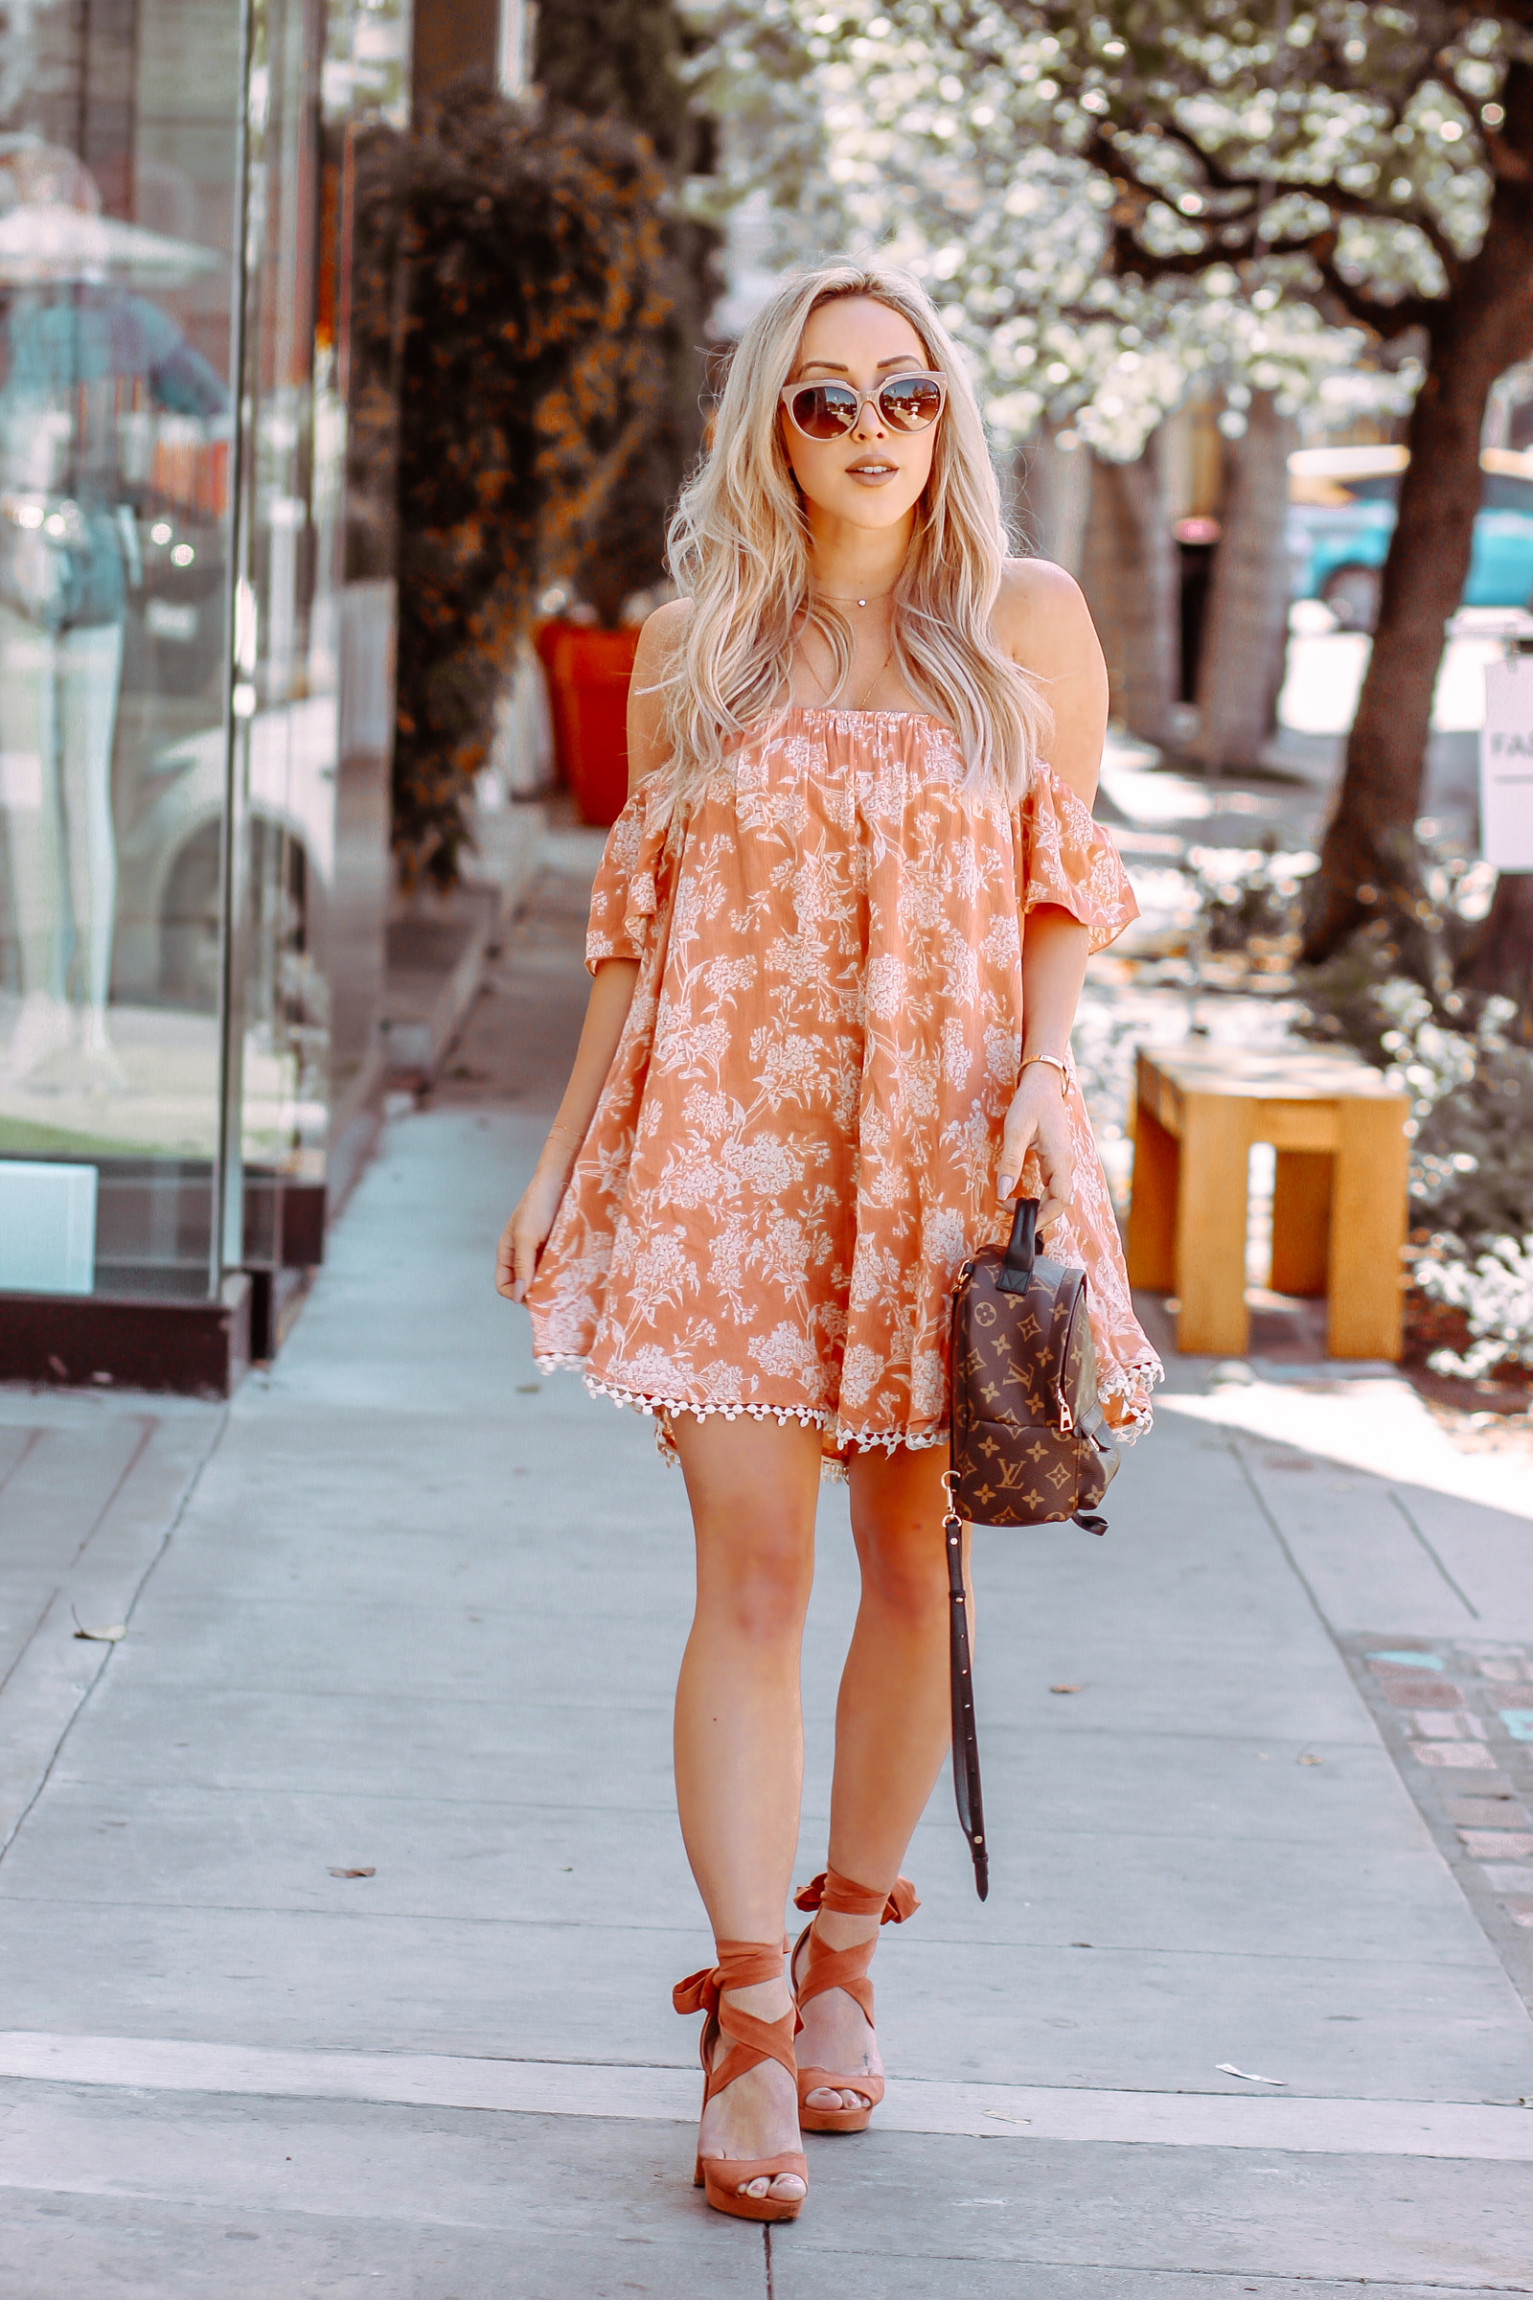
[{"xmin": 657, "ymin": 262, "xmax": 1049, "ymax": 812}]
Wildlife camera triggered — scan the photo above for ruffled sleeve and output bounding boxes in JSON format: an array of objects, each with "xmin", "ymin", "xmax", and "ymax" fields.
[
  {"xmin": 584, "ymin": 783, "xmax": 667, "ymax": 974},
  {"xmin": 1016, "ymin": 762, "xmax": 1138, "ymax": 954}
]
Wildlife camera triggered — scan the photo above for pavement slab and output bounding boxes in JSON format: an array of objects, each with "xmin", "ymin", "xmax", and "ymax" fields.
[{"xmin": 0, "ymin": 861, "xmax": 1530, "ymax": 2290}]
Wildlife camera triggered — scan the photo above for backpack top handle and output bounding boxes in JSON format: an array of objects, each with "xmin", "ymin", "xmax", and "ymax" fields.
[{"xmin": 996, "ymin": 1197, "xmax": 1038, "ymax": 1296}]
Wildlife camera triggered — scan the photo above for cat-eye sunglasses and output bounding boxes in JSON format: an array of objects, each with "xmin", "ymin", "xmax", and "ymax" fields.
[{"xmin": 779, "ymin": 371, "xmax": 948, "ymax": 441}]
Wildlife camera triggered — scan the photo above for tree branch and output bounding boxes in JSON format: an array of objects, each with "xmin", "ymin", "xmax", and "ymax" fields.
[
  {"xmin": 1308, "ymin": 178, "xmax": 1463, "ymax": 286},
  {"xmin": 1108, "ymin": 225, "xmax": 1224, "ymax": 279},
  {"xmin": 1089, "ymin": 124, "xmax": 1460, "ymax": 292},
  {"xmin": 1311, "ymin": 231, "xmax": 1438, "ymax": 337},
  {"xmin": 1150, "ymin": 115, "xmax": 1257, "ymax": 199}
]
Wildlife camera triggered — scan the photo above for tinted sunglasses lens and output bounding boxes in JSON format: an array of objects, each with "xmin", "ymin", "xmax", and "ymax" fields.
[
  {"xmin": 879, "ymin": 376, "xmax": 943, "ymax": 430},
  {"xmin": 789, "ymin": 384, "xmax": 858, "ymax": 438}
]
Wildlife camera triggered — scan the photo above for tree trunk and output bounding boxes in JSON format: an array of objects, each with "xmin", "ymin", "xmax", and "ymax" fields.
[
  {"xmin": 1018, "ymin": 424, "xmax": 1092, "ymax": 573},
  {"xmin": 1303, "ymin": 65, "xmax": 1533, "ymax": 959},
  {"xmin": 1195, "ymin": 391, "xmax": 1296, "ymax": 772},
  {"xmin": 1078, "ymin": 428, "xmax": 1178, "ymax": 746},
  {"xmin": 1463, "ymin": 871, "xmax": 1533, "ymax": 1038}
]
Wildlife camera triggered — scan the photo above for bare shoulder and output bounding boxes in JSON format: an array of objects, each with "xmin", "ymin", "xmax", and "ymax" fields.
[
  {"xmin": 994, "ymin": 558, "xmax": 1107, "ymax": 804},
  {"xmin": 632, "ymin": 595, "xmax": 693, "ymax": 683},
  {"xmin": 626, "ymin": 598, "xmax": 691, "ymax": 797},
  {"xmin": 993, "ymin": 557, "xmax": 1100, "ymax": 674}
]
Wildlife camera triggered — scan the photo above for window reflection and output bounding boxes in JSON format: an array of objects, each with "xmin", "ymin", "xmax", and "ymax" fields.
[
  {"xmin": 0, "ymin": 143, "xmax": 227, "ymax": 1101},
  {"xmin": 0, "ymin": 0, "xmax": 407, "ymax": 1316}
]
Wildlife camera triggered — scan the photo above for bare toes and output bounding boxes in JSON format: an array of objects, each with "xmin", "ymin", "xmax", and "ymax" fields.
[{"xmin": 771, "ymin": 2175, "xmax": 807, "ymax": 2201}]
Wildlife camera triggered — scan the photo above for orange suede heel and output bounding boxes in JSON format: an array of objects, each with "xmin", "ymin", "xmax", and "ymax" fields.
[
  {"xmin": 790, "ymin": 1867, "xmax": 918, "ymax": 2133},
  {"xmin": 673, "ymin": 1940, "xmax": 808, "ymax": 2222}
]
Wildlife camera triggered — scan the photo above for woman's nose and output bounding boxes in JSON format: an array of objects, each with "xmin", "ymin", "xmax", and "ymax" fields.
[{"xmin": 851, "ymin": 396, "xmax": 887, "ymax": 441}]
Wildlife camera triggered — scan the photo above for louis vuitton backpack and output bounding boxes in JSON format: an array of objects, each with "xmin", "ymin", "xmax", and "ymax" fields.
[{"xmin": 943, "ymin": 1196, "xmax": 1119, "ymax": 1896}]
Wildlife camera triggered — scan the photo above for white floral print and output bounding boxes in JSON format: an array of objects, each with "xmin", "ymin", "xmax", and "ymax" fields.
[{"xmin": 526, "ymin": 707, "xmax": 1162, "ymax": 1463}]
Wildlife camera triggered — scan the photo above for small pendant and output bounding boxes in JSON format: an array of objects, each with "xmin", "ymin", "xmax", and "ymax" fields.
[{"xmin": 858, "ymin": 598, "xmax": 867, "ymax": 607}]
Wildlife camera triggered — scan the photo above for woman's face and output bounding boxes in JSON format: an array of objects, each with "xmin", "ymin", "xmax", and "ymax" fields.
[{"xmin": 780, "ymin": 297, "xmax": 939, "ymax": 533}]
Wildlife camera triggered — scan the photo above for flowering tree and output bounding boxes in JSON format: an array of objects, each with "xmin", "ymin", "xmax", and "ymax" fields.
[
  {"xmin": 991, "ymin": 0, "xmax": 1533, "ymax": 988},
  {"xmin": 685, "ymin": 0, "xmax": 1386, "ymax": 756}
]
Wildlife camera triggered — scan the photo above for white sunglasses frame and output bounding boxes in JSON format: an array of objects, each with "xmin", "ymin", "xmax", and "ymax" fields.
[{"xmin": 777, "ymin": 371, "xmax": 949, "ymax": 441}]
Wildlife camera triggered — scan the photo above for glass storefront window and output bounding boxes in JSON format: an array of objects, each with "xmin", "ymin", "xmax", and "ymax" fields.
[
  {"xmin": 224, "ymin": 0, "xmax": 408, "ymax": 1276},
  {"xmin": 0, "ymin": 0, "xmax": 408, "ymax": 1339},
  {"xmin": 0, "ymin": 6, "xmax": 240, "ymax": 1299}
]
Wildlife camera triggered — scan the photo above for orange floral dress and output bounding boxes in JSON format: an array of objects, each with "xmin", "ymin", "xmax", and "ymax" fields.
[{"xmin": 526, "ymin": 706, "xmax": 1161, "ymax": 1466}]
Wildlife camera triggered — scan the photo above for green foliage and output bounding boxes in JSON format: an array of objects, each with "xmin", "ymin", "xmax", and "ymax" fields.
[
  {"xmin": 1415, "ymin": 1233, "xmax": 1533, "ymax": 1380},
  {"xmin": 378, "ymin": 77, "xmax": 670, "ymax": 887},
  {"xmin": 538, "ymin": 0, "xmax": 712, "ymax": 171},
  {"xmin": 1186, "ymin": 836, "xmax": 1314, "ymax": 953},
  {"xmin": 1295, "ymin": 894, "xmax": 1533, "ymax": 1242},
  {"xmin": 537, "ymin": 0, "xmax": 722, "ymax": 622}
]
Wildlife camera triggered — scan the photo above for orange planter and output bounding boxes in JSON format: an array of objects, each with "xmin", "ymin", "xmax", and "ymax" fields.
[{"xmin": 538, "ymin": 623, "xmax": 639, "ymax": 826}]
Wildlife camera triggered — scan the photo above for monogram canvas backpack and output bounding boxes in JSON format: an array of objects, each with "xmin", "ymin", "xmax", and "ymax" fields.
[{"xmin": 943, "ymin": 1197, "xmax": 1119, "ymax": 1896}]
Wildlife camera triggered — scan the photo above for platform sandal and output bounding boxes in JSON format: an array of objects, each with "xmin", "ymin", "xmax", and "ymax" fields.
[
  {"xmin": 790, "ymin": 1867, "xmax": 919, "ymax": 2133},
  {"xmin": 673, "ymin": 1939, "xmax": 809, "ymax": 2222}
]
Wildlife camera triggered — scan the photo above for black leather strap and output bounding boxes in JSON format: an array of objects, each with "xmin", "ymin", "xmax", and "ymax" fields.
[
  {"xmin": 944, "ymin": 1505, "xmax": 988, "ymax": 1900},
  {"xmin": 1076, "ymin": 1396, "xmax": 1108, "ymax": 1445},
  {"xmin": 995, "ymin": 1197, "xmax": 1038, "ymax": 1297}
]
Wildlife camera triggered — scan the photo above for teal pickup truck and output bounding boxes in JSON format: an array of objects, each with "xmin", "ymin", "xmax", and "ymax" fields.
[{"xmin": 1289, "ymin": 444, "xmax": 1533, "ymax": 630}]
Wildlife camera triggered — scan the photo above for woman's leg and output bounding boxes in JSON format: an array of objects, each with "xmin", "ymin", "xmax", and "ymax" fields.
[
  {"xmin": 670, "ymin": 1411, "xmax": 824, "ymax": 2200},
  {"xmin": 797, "ymin": 1441, "xmax": 966, "ymax": 2112}
]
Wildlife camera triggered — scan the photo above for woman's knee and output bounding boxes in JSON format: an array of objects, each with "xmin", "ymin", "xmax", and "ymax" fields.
[
  {"xmin": 850, "ymin": 1514, "xmax": 948, "ymax": 1627},
  {"xmin": 695, "ymin": 1511, "xmax": 815, "ymax": 1641},
  {"xmin": 675, "ymin": 1412, "xmax": 821, "ymax": 1642}
]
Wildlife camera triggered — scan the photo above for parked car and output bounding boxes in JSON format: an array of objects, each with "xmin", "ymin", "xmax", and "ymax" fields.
[{"xmin": 1288, "ymin": 444, "xmax": 1533, "ymax": 630}]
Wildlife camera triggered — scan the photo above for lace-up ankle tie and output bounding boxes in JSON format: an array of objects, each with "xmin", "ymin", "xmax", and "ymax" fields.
[
  {"xmin": 674, "ymin": 1939, "xmax": 807, "ymax": 2222},
  {"xmin": 789, "ymin": 1868, "xmax": 919, "ymax": 2133}
]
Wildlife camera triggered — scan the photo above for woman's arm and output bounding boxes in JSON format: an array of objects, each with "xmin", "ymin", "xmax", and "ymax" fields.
[
  {"xmin": 991, "ymin": 558, "xmax": 1109, "ymax": 1224},
  {"xmin": 997, "ymin": 910, "xmax": 1089, "ymax": 1227},
  {"xmin": 496, "ymin": 955, "xmax": 639, "ymax": 1302},
  {"xmin": 495, "ymin": 600, "xmax": 688, "ymax": 1303}
]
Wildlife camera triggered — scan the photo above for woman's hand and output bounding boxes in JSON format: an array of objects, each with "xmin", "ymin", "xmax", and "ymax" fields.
[
  {"xmin": 495, "ymin": 1147, "xmax": 573, "ymax": 1304},
  {"xmin": 495, "ymin": 958, "xmax": 641, "ymax": 1307},
  {"xmin": 997, "ymin": 1064, "xmax": 1075, "ymax": 1231}
]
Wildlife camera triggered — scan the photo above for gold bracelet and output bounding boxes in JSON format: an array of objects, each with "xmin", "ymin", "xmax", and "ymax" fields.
[{"xmin": 1021, "ymin": 1054, "xmax": 1069, "ymax": 1097}]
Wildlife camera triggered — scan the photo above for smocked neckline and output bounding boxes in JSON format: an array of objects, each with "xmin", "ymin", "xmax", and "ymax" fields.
[{"xmin": 781, "ymin": 703, "xmax": 955, "ymax": 734}]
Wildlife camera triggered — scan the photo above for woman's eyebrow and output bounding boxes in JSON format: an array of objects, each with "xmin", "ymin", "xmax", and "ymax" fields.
[{"xmin": 797, "ymin": 355, "xmax": 924, "ymax": 376}]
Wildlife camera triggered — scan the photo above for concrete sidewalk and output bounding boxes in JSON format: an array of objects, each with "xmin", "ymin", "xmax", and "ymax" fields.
[{"xmin": 0, "ymin": 854, "xmax": 1530, "ymax": 2296}]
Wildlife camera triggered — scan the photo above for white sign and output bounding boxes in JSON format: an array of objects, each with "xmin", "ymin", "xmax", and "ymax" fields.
[
  {"xmin": 1480, "ymin": 656, "xmax": 1533, "ymax": 871},
  {"xmin": 0, "ymin": 1161, "xmax": 96, "ymax": 1294}
]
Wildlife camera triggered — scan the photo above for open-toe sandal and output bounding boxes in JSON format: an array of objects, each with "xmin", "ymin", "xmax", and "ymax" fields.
[
  {"xmin": 790, "ymin": 1867, "xmax": 918, "ymax": 2134},
  {"xmin": 674, "ymin": 1939, "xmax": 809, "ymax": 2222}
]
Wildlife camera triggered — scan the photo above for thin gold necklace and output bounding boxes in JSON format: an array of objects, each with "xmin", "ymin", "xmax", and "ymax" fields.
[
  {"xmin": 824, "ymin": 643, "xmax": 893, "ymax": 711},
  {"xmin": 822, "ymin": 588, "xmax": 894, "ymax": 609}
]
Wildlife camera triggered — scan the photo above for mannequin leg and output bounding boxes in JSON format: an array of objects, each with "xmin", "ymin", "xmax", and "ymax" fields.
[
  {"xmin": 0, "ymin": 605, "xmax": 71, "ymax": 1078},
  {"xmin": 57, "ymin": 620, "xmax": 125, "ymax": 1074}
]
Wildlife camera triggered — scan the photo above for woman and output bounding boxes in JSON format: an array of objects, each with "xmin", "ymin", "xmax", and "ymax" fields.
[{"xmin": 498, "ymin": 264, "xmax": 1159, "ymax": 2222}]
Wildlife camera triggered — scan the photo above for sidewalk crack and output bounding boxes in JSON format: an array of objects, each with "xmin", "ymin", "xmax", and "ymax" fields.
[
  {"xmin": 1388, "ymin": 1488, "xmax": 1481, "ymax": 1619},
  {"xmin": 0, "ymin": 1408, "xmax": 228, "ymax": 1868}
]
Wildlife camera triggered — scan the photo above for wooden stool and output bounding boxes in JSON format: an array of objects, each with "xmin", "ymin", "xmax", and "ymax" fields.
[{"xmin": 1126, "ymin": 1043, "xmax": 1411, "ymax": 1361}]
